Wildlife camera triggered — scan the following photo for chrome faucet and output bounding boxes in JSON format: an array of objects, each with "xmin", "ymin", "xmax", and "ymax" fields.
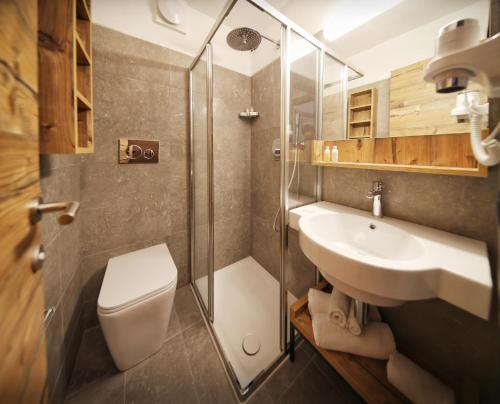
[{"xmin": 366, "ymin": 181, "xmax": 383, "ymax": 218}]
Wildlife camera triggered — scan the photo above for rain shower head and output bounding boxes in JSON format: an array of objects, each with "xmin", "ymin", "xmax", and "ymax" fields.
[{"xmin": 226, "ymin": 27, "xmax": 262, "ymax": 51}]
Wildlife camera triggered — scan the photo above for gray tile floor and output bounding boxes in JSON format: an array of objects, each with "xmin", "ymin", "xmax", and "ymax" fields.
[{"xmin": 64, "ymin": 286, "xmax": 362, "ymax": 404}]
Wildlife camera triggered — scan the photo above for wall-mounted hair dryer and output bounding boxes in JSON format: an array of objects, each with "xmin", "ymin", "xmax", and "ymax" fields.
[{"xmin": 424, "ymin": 19, "xmax": 500, "ymax": 166}]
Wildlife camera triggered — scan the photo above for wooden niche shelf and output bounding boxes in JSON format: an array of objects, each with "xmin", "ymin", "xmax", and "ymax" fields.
[
  {"xmin": 311, "ymin": 132, "xmax": 488, "ymax": 177},
  {"xmin": 348, "ymin": 88, "xmax": 376, "ymax": 139},
  {"xmin": 39, "ymin": 0, "xmax": 94, "ymax": 153}
]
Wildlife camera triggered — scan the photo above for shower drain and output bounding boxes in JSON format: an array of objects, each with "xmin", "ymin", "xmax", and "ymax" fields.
[{"xmin": 242, "ymin": 334, "xmax": 261, "ymax": 356}]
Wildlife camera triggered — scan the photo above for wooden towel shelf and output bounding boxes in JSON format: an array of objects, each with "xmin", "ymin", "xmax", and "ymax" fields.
[{"xmin": 289, "ymin": 281, "xmax": 409, "ymax": 404}]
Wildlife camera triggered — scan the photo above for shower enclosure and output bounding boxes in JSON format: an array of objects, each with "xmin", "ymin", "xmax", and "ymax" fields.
[{"xmin": 189, "ymin": 0, "xmax": 361, "ymax": 398}]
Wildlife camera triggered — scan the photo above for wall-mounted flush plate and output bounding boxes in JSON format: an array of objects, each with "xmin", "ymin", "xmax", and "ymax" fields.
[{"xmin": 119, "ymin": 138, "xmax": 159, "ymax": 164}]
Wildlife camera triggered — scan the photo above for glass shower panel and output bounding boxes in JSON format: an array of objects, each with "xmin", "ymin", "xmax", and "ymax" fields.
[
  {"xmin": 207, "ymin": 0, "xmax": 285, "ymax": 392},
  {"xmin": 323, "ymin": 54, "xmax": 347, "ymax": 140},
  {"xmin": 285, "ymin": 31, "xmax": 320, "ymax": 310},
  {"xmin": 287, "ymin": 31, "xmax": 319, "ymax": 210},
  {"xmin": 191, "ymin": 50, "xmax": 210, "ymax": 311}
]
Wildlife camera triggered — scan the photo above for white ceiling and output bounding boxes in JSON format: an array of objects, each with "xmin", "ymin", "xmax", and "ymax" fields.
[
  {"xmin": 94, "ymin": 0, "xmax": 488, "ymax": 77},
  {"xmin": 323, "ymin": 0, "xmax": 483, "ymax": 57},
  {"xmin": 187, "ymin": 0, "xmax": 484, "ymax": 55}
]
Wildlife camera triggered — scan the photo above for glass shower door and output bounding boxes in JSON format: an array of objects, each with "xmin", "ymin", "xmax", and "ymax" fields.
[{"xmin": 190, "ymin": 48, "xmax": 212, "ymax": 314}]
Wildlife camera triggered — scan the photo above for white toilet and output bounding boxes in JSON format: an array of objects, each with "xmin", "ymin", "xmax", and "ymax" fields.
[{"xmin": 97, "ymin": 243, "xmax": 177, "ymax": 371}]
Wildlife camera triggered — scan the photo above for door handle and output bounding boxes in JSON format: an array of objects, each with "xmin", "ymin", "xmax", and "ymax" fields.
[{"xmin": 29, "ymin": 197, "xmax": 80, "ymax": 225}]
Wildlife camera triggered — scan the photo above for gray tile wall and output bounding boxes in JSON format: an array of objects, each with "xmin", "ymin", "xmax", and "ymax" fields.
[
  {"xmin": 250, "ymin": 61, "xmax": 281, "ymax": 280},
  {"xmin": 322, "ymin": 167, "xmax": 499, "ymax": 398},
  {"xmin": 79, "ymin": 25, "xmax": 192, "ymax": 328},
  {"xmin": 250, "ymin": 61, "xmax": 317, "ymax": 298},
  {"xmin": 213, "ymin": 65, "xmax": 252, "ymax": 270},
  {"xmin": 40, "ymin": 155, "xmax": 84, "ymax": 404}
]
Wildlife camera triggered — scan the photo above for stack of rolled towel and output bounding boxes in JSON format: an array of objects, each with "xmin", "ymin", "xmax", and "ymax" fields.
[
  {"xmin": 308, "ymin": 287, "xmax": 456, "ymax": 403},
  {"xmin": 308, "ymin": 288, "xmax": 395, "ymax": 359}
]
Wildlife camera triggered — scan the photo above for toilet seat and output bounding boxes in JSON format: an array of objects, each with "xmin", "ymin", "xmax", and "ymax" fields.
[
  {"xmin": 98, "ymin": 243, "xmax": 177, "ymax": 314},
  {"xmin": 97, "ymin": 277, "xmax": 176, "ymax": 315}
]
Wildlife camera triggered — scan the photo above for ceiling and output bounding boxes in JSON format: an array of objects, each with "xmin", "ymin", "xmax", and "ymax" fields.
[{"xmin": 186, "ymin": 0, "xmax": 484, "ymax": 57}]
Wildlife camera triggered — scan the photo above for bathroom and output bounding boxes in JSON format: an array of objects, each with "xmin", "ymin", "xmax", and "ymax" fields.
[{"xmin": 0, "ymin": 0, "xmax": 499, "ymax": 402}]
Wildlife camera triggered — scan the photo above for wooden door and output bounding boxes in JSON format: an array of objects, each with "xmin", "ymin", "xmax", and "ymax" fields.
[{"xmin": 0, "ymin": 0, "xmax": 48, "ymax": 403}]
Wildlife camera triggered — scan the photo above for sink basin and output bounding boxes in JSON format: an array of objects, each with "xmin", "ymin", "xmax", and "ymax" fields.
[{"xmin": 290, "ymin": 202, "xmax": 492, "ymax": 319}]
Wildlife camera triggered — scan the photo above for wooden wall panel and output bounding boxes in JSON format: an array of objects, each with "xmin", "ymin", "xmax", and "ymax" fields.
[
  {"xmin": 38, "ymin": 0, "xmax": 76, "ymax": 153},
  {"xmin": 389, "ymin": 59, "xmax": 487, "ymax": 137},
  {"xmin": 312, "ymin": 131, "xmax": 487, "ymax": 177}
]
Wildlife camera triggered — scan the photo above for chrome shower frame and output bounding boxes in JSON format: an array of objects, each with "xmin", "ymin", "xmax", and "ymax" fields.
[{"xmin": 189, "ymin": 0, "xmax": 363, "ymax": 399}]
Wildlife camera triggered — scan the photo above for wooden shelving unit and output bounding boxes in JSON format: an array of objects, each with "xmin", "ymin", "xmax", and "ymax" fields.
[
  {"xmin": 290, "ymin": 282, "xmax": 409, "ymax": 404},
  {"xmin": 290, "ymin": 282, "xmax": 478, "ymax": 403},
  {"xmin": 309, "ymin": 133, "xmax": 487, "ymax": 177},
  {"xmin": 39, "ymin": 0, "xmax": 94, "ymax": 154},
  {"xmin": 348, "ymin": 88, "xmax": 375, "ymax": 139}
]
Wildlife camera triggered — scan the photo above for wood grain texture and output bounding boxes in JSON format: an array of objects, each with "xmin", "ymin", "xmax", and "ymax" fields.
[
  {"xmin": 38, "ymin": 0, "xmax": 76, "ymax": 153},
  {"xmin": 38, "ymin": 0, "xmax": 93, "ymax": 154},
  {"xmin": 312, "ymin": 132, "xmax": 488, "ymax": 177},
  {"xmin": 348, "ymin": 88, "xmax": 375, "ymax": 139},
  {"xmin": 0, "ymin": 0, "xmax": 46, "ymax": 402},
  {"xmin": 389, "ymin": 58, "xmax": 487, "ymax": 137}
]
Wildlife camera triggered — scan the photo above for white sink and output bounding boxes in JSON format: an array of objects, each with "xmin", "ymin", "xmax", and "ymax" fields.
[{"xmin": 290, "ymin": 202, "xmax": 492, "ymax": 319}]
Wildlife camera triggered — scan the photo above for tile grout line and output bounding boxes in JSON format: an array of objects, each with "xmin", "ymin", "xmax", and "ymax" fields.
[
  {"xmin": 177, "ymin": 318, "xmax": 203, "ymax": 404},
  {"xmin": 273, "ymin": 352, "xmax": 314, "ymax": 402},
  {"xmin": 187, "ymin": 284, "xmax": 241, "ymax": 403}
]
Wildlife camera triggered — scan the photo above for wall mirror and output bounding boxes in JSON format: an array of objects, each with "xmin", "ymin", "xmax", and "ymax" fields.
[{"xmin": 313, "ymin": 0, "xmax": 491, "ymax": 176}]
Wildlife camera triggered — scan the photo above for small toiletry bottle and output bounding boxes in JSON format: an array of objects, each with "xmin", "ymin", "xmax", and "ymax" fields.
[
  {"xmin": 324, "ymin": 146, "xmax": 331, "ymax": 162},
  {"xmin": 332, "ymin": 145, "xmax": 339, "ymax": 163}
]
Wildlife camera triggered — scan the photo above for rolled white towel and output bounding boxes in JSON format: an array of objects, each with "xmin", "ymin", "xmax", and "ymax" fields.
[
  {"xmin": 307, "ymin": 288, "xmax": 330, "ymax": 317},
  {"xmin": 347, "ymin": 301, "xmax": 362, "ymax": 336},
  {"xmin": 328, "ymin": 288, "xmax": 351, "ymax": 327},
  {"xmin": 387, "ymin": 352, "xmax": 456, "ymax": 404},
  {"xmin": 312, "ymin": 313, "xmax": 396, "ymax": 360}
]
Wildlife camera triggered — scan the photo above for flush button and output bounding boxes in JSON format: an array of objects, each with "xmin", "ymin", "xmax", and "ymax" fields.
[
  {"xmin": 119, "ymin": 139, "xmax": 159, "ymax": 164},
  {"xmin": 126, "ymin": 144, "xmax": 143, "ymax": 160},
  {"xmin": 144, "ymin": 149, "xmax": 155, "ymax": 159}
]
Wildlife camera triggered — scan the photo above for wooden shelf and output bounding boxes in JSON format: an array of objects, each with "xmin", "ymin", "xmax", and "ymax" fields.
[
  {"xmin": 290, "ymin": 282, "xmax": 409, "ymax": 404},
  {"xmin": 350, "ymin": 120, "xmax": 371, "ymax": 125},
  {"xmin": 348, "ymin": 88, "xmax": 375, "ymax": 139},
  {"xmin": 310, "ymin": 136, "xmax": 488, "ymax": 177},
  {"xmin": 76, "ymin": 91, "xmax": 91, "ymax": 111},
  {"xmin": 39, "ymin": 0, "xmax": 93, "ymax": 154},
  {"xmin": 311, "ymin": 161, "xmax": 486, "ymax": 177},
  {"xmin": 76, "ymin": 0, "xmax": 90, "ymax": 20},
  {"xmin": 75, "ymin": 33, "xmax": 91, "ymax": 65},
  {"xmin": 76, "ymin": 109, "xmax": 93, "ymax": 152},
  {"xmin": 350, "ymin": 103, "xmax": 372, "ymax": 110}
]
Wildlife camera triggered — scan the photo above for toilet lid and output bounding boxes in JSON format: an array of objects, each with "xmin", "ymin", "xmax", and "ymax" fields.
[{"xmin": 98, "ymin": 243, "xmax": 177, "ymax": 313}]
